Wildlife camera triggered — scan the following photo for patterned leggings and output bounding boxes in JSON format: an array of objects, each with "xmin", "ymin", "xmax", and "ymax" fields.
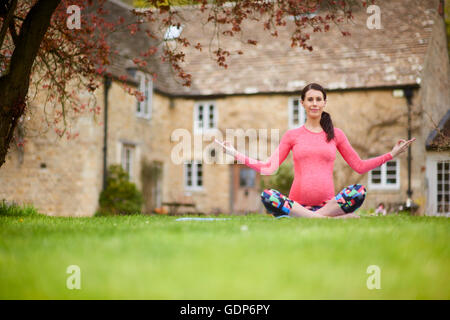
[{"xmin": 261, "ymin": 184, "xmax": 367, "ymax": 217}]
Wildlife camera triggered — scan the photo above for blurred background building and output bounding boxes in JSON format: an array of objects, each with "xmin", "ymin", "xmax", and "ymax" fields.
[{"xmin": 0, "ymin": 0, "xmax": 448, "ymax": 216}]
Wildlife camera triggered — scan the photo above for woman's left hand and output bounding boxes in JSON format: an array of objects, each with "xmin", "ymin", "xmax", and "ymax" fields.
[{"xmin": 390, "ymin": 138, "xmax": 416, "ymax": 158}]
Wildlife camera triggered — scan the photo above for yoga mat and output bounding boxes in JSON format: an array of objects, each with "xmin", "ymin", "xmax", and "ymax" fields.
[{"xmin": 175, "ymin": 217, "xmax": 231, "ymax": 221}]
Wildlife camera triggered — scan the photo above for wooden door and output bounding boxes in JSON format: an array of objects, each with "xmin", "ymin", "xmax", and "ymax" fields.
[{"xmin": 231, "ymin": 164, "xmax": 261, "ymax": 214}]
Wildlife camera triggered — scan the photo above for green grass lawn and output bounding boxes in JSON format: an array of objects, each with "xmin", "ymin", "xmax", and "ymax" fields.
[{"xmin": 0, "ymin": 211, "xmax": 449, "ymax": 299}]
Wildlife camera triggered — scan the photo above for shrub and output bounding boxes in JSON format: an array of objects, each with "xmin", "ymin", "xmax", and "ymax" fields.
[
  {"xmin": 97, "ymin": 165, "xmax": 144, "ymax": 216},
  {"xmin": 0, "ymin": 199, "xmax": 41, "ymax": 217},
  {"xmin": 260, "ymin": 161, "xmax": 294, "ymax": 195}
]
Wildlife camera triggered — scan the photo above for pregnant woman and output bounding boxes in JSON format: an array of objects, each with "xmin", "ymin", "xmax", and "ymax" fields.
[{"xmin": 216, "ymin": 83, "xmax": 415, "ymax": 219}]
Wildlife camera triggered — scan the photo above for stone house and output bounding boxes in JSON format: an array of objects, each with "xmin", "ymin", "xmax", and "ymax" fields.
[{"xmin": 0, "ymin": 0, "xmax": 448, "ymax": 216}]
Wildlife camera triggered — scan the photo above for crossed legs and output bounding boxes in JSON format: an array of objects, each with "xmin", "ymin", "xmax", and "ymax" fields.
[
  {"xmin": 261, "ymin": 185, "xmax": 366, "ymax": 219},
  {"xmin": 290, "ymin": 198, "xmax": 360, "ymax": 219}
]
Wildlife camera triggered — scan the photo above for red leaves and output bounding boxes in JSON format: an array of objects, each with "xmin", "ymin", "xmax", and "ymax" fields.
[
  {"xmin": 140, "ymin": 47, "xmax": 158, "ymax": 57},
  {"xmin": 194, "ymin": 43, "xmax": 202, "ymax": 51},
  {"xmin": 213, "ymin": 48, "xmax": 230, "ymax": 69},
  {"xmin": 95, "ymin": 67, "xmax": 106, "ymax": 75},
  {"xmin": 135, "ymin": 91, "xmax": 145, "ymax": 102},
  {"xmin": 128, "ymin": 23, "xmax": 139, "ymax": 35},
  {"xmin": 3, "ymin": 0, "xmax": 359, "ymax": 141},
  {"xmin": 133, "ymin": 58, "xmax": 148, "ymax": 68}
]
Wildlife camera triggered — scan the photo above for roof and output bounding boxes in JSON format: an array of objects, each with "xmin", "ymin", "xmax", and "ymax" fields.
[
  {"xmin": 104, "ymin": 0, "xmax": 441, "ymax": 96},
  {"xmin": 426, "ymin": 110, "xmax": 450, "ymax": 151}
]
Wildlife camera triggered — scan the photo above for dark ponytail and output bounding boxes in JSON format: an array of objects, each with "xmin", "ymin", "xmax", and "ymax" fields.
[
  {"xmin": 320, "ymin": 111, "xmax": 334, "ymax": 142},
  {"xmin": 301, "ymin": 83, "xmax": 335, "ymax": 142}
]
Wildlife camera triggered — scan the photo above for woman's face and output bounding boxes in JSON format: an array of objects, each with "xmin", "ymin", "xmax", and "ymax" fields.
[{"xmin": 301, "ymin": 89, "xmax": 326, "ymax": 120}]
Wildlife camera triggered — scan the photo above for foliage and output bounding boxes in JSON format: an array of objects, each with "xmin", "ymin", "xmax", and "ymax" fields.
[
  {"xmin": 0, "ymin": 199, "xmax": 41, "ymax": 217},
  {"xmin": 260, "ymin": 161, "xmax": 294, "ymax": 195},
  {"xmin": 97, "ymin": 165, "xmax": 144, "ymax": 216}
]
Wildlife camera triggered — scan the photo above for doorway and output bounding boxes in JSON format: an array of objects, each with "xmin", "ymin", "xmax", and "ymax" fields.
[
  {"xmin": 142, "ymin": 160, "xmax": 163, "ymax": 213},
  {"xmin": 231, "ymin": 165, "xmax": 261, "ymax": 214}
]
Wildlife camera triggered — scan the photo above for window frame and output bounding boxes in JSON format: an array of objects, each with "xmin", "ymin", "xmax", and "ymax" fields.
[
  {"xmin": 121, "ymin": 143, "xmax": 135, "ymax": 181},
  {"xmin": 164, "ymin": 25, "xmax": 183, "ymax": 41},
  {"xmin": 436, "ymin": 160, "xmax": 450, "ymax": 215},
  {"xmin": 136, "ymin": 71, "xmax": 153, "ymax": 120},
  {"xmin": 193, "ymin": 101, "xmax": 218, "ymax": 134},
  {"xmin": 288, "ymin": 96, "xmax": 306, "ymax": 129},
  {"xmin": 368, "ymin": 159, "xmax": 400, "ymax": 190},
  {"xmin": 184, "ymin": 160, "xmax": 204, "ymax": 191},
  {"xmin": 426, "ymin": 154, "xmax": 450, "ymax": 216}
]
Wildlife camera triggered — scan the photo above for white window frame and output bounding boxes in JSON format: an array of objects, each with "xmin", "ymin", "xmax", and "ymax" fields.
[
  {"xmin": 426, "ymin": 154, "xmax": 450, "ymax": 216},
  {"xmin": 121, "ymin": 143, "xmax": 135, "ymax": 181},
  {"xmin": 164, "ymin": 25, "xmax": 183, "ymax": 41},
  {"xmin": 288, "ymin": 96, "xmax": 306, "ymax": 129},
  {"xmin": 368, "ymin": 159, "xmax": 400, "ymax": 190},
  {"xmin": 184, "ymin": 160, "xmax": 203, "ymax": 191},
  {"xmin": 136, "ymin": 71, "xmax": 152, "ymax": 120},
  {"xmin": 193, "ymin": 101, "xmax": 218, "ymax": 134}
]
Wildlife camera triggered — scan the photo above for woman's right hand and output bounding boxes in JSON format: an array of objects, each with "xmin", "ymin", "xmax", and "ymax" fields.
[
  {"xmin": 390, "ymin": 138, "xmax": 416, "ymax": 158},
  {"xmin": 215, "ymin": 139, "xmax": 237, "ymax": 157}
]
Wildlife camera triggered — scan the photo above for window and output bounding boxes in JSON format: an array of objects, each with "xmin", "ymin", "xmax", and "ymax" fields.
[
  {"xmin": 164, "ymin": 25, "xmax": 183, "ymax": 41},
  {"xmin": 136, "ymin": 72, "xmax": 152, "ymax": 119},
  {"xmin": 436, "ymin": 161, "xmax": 450, "ymax": 214},
  {"xmin": 239, "ymin": 168, "xmax": 256, "ymax": 187},
  {"xmin": 121, "ymin": 144, "xmax": 135, "ymax": 181},
  {"xmin": 368, "ymin": 160, "xmax": 400, "ymax": 190},
  {"xmin": 184, "ymin": 161, "xmax": 203, "ymax": 190},
  {"xmin": 289, "ymin": 97, "xmax": 306, "ymax": 129},
  {"xmin": 194, "ymin": 101, "xmax": 217, "ymax": 133}
]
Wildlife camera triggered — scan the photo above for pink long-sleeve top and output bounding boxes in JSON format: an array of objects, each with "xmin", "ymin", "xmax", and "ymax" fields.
[{"xmin": 234, "ymin": 125, "xmax": 393, "ymax": 206}]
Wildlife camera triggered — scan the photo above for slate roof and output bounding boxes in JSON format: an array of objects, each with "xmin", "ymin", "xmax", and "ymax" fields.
[
  {"xmin": 426, "ymin": 110, "xmax": 450, "ymax": 150},
  {"xmin": 104, "ymin": 0, "xmax": 441, "ymax": 96}
]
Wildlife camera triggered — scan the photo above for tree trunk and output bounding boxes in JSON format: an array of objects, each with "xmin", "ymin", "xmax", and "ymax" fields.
[{"xmin": 0, "ymin": 0, "xmax": 61, "ymax": 168}]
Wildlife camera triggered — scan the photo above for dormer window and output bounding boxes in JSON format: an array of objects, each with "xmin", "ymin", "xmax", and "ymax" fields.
[
  {"xmin": 136, "ymin": 71, "xmax": 152, "ymax": 119},
  {"xmin": 164, "ymin": 25, "xmax": 183, "ymax": 41}
]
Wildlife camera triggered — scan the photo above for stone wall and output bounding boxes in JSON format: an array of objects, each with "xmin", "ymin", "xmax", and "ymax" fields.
[
  {"xmin": 0, "ymin": 79, "xmax": 173, "ymax": 216},
  {"xmin": 0, "ymin": 84, "xmax": 105, "ymax": 216}
]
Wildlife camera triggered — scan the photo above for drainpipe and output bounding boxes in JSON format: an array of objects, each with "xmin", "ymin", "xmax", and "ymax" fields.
[
  {"xmin": 102, "ymin": 76, "xmax": 112, "ymax": 191},
  {"xmin": 404, "ymin": 88, "xmax": 413, "ymax": 206}
]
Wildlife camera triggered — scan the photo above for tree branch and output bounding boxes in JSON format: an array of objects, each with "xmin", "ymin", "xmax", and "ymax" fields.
[
  {"xmin": 8, "ymin": 20, "xmax": 18, "ymax": 46},
  {"xmin": 0, "ymin": 0, "xmax": 17, "ymax": 49},
  {"xmin": 2, "ymin": 0, "xmax": 62, "ymax": 114}
]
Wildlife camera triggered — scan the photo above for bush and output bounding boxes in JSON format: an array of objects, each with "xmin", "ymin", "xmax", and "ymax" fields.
[
  {"xmin": 0, "ymin": 199, "xmax": 41, "ymax": 217},
  {"xmin": 260, "ymin": 161, "xmax": 294, "ymax": 195},
  {"xmin": 97, "ymin": 165, "xmax": 144, "ymax": 216}
]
